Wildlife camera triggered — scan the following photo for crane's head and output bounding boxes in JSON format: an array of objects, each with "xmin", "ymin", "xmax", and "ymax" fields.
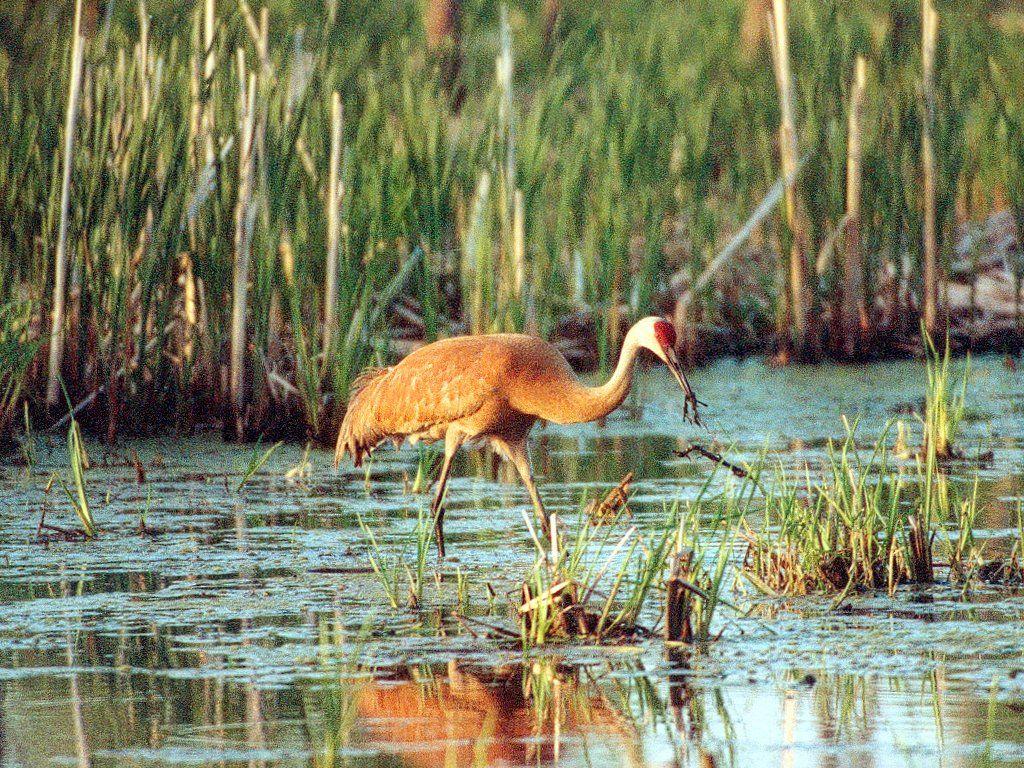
[{"xmin": 632, "ymin": 317, "xmax": 704, "ymax": 426}]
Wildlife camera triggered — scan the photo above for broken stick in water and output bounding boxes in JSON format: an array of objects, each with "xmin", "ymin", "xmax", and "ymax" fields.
[{"xmin": 674, "ymin": 444, "xmax": 749, "ymax": 479}]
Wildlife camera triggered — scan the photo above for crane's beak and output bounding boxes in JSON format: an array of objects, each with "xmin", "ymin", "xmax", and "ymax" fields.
[{"xmin": 665, "ymin": 347, "xmax": 704, "ymax": 427}]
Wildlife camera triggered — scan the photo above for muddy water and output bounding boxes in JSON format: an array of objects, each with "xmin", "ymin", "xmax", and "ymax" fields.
[{"xmin": 0, "ymin": 357, "xmax": 1022, "ymax": 767}]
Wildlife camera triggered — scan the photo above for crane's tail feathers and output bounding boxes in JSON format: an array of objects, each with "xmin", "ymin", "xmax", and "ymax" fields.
[{"xmin": 334, "ymin": 366, "xmax": 392, "ymax": 468}]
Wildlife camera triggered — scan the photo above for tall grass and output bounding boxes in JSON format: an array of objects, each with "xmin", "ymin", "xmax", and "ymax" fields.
[
  {"xmin": 0, "ymin": 1, "xmax": 1020, "ymax": 440},
  {"xmin": 0, "ymin": 301, "xmax": 39, "ymax": 441}
]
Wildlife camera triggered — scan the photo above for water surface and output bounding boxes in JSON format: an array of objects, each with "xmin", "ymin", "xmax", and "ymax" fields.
[{"xmin": 1, "ymin": 356, "xmax": 1022, "ymax": 767}]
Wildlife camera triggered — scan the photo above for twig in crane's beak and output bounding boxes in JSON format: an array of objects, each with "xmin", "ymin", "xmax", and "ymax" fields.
[{"xmin": 665, "ymin": 347, "xmax": 705, "ymax": 427}]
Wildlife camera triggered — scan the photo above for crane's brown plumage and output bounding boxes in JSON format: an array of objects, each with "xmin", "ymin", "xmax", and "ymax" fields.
[{"xmin": 335, "ymin": 317, "xmax": 702, "ymax": 558}]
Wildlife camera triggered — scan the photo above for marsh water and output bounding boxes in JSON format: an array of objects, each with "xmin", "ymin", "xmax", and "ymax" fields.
[{"xmin": 1, "ymin": 357, "xmax": 1022, "ymax": 767}]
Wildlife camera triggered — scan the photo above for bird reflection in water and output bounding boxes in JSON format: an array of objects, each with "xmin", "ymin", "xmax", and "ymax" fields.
[{"xmin": 353, "ymin": 659, "xmax": 640, "ymax": 767}]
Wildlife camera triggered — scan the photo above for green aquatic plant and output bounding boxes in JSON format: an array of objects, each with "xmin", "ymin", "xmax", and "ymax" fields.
[
  {"xmin": 357, "ymin": 503, "xmax": 435, "ymax": 610},
  {"xmin": 356, "ymin": 510, "xmax": 402, "ymax": 610},
  {"xmin": 66, "ymin": 419, "xmax": 94, "ymax": 537},
  {"xmin": 939, "ymin": 473, "xmax": 984, "ymax": 585},
  {"xmin": 921, "ymin": 327, "xmax": 969, "ymax": 461},
  {"xmin": 410, "ymin": 444, "xmax": 441, "ymax": 495},
  {"xmin": 517, "ymin": 504, "xmax": 663, "ymax": 647},
  {"xmin": 48, "ymin": 417, "xmax": 96, "ymax": 538},
  {"xmin": 236, "ymin": 440, "xmax": 283, "ymax": 492},
  {"xmin": 517, "ymin": 472, "xmax": 732, "ymax": 647}
]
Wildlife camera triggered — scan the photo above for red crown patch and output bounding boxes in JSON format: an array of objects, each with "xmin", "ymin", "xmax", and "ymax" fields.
[{"xmin": 653, "ymin": 319, "xmax": 676, "ymax": 350}]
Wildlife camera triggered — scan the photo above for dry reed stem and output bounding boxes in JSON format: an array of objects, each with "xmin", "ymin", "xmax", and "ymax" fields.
[
  {"xmin": 842, "ymin": 56, "xmax": 868, "ymax": 357},
  {"xmin": 768, "ymin": 0, "xmax": 809, "ymax": 356},
  {"xmin": 324, "ymin": 91, "xmax": 343, "ymax": 351},
  {"xmin": 229, "ymin": 51, "xmax": 257, "ymax": 439},
  {"xmin": 921, "ymin": 0, "xmax": 939, "ymax": 334}
]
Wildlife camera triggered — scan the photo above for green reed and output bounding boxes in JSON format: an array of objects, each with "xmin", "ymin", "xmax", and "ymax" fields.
[
  {"xmin": 48, "ymin": 416, "xmax": 97, "ymax": 538},
  {"xmin": 236, "ymin": 439, "xmax": 282, "ymax": 491},
  {"xmin": 357, "ymin": 504, "xmax": 434, "ymax": 610},
  {"xmin": 921, "ymin": 327, "xmax": 968, "ymax": 461},
  {"xmin": 0, "ymin": 301, "xmax": 38, "ymax": 441}
]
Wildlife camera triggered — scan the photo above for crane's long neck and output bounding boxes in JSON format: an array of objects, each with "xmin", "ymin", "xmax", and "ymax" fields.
[{"xmin": 568, "ymin": 334, "xmax": 641, "ymax": 423}]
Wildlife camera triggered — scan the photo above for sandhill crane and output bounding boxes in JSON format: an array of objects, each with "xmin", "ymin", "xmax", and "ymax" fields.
[{"xmin": 335, "ymin": 316, "xmax": 703, "ymax": 557}]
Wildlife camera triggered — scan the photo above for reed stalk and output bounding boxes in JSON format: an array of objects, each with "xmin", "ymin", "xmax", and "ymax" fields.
[
  {"xmin": 768, "ymin": 0, "xmax": 810, "ymax": 359},
  {"xmin": 45, "ymin": 0, "xmax": 86, "ymax": 409},
  {"xmin": 842, "ymin": 56, "xmax": 867, "ymax": 358},
  {"xmin": 921, "ymin": 0, "xmax": 939, "ymax": 334},
  {"xmin": 229, "ymin": 50, "xmax": 257, "ymax": 440},
  {"xmin": 202, "ymin": 0, "xmax": 216, "ymax": 166},
  {"xmin": 324, "ymin": 91, "xmax": 343, "ymax": 352}
]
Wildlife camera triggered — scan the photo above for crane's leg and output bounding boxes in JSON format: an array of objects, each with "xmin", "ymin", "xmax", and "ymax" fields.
[
  {"xmin": 507, "ymin": 439, "xmax": 551, "ymax": 537},
  {"xmin": 431, "ymin": 430, "xmax": 462, "ymax": 560}
]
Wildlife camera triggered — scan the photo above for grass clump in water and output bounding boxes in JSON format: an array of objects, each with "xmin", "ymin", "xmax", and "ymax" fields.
[
  {"xmin": 741, "ymin": 420, "xmax": 930, "ymax": 596},
  {"xmin": 518, "ymin": 474, "xmax": 736, "ymax": 648},
  {"xmin": 664, "ymin": 501, "xmax": 737, "ymax": 646}
]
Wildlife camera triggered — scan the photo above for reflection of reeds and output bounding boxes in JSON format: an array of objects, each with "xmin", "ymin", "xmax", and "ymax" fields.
[{"xmin": 66, "ymin": 630, "xmax": 92, "ymax": 768}]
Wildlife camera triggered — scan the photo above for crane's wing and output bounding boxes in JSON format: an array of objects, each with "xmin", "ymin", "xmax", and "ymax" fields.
[{"xmin": 334, "ymin": 340, "xmax": 499, "ymax": 467}]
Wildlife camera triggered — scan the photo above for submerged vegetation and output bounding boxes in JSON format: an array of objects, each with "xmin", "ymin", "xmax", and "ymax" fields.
[{"xmin": 1, "ymin": 1, "xmax": 1023, "ymax": 442}]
